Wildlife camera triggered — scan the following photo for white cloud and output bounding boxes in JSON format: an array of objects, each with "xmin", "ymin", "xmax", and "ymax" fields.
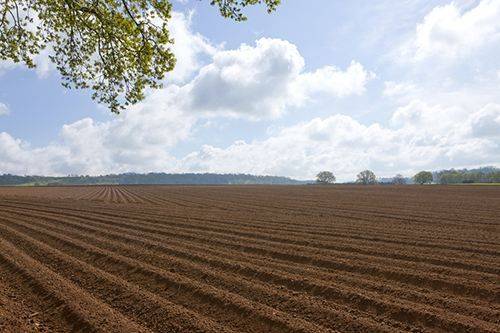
[
  {"xmin": 295, "ymin": 61, "xmax": 375, "ymax": 98},
  {"xmin": 0, "ymin": 83, "xmax": 195, "ymax": 175},
  {"xmin": 390, "ymin": 99, "xmax": 468, "ymax": 134},
  {"xmin": 185, "ymin": 38, "xmax": 305, "ymax": 118},
  {"xmin": 0, "ymin": 103, "xmax": 9, "ymax": 116},
  {"xmin": 0, "ymin": 47, "xmax": 53, "ymax": 78},
  {"xmin": 1, "ymin": 97, "xmax": 498, "ymax": 180},
  {"xmin": 55, "ymin": 85, "xmax": 195, "ymax": 175},
  {"xmin": 410, "ymin": 0, "xmax": 500, "ymax": 60},
  {"xmin": 0, "ymin": 33, "xmax": 375, "ymax": 177},
  {"xmin": 468, "ymin": 104, "xmax": 500, "ymax": 138},
  {"xmin": 0, "ymin": 132, "xmax": 67, "ymax": 175},
  {"xmin": 167, "ymin": 11, "xmax": 217, "ymax": 83},
  {"xmin": 383, "ymin": 81, "xmax": 417, "ymax": 97},
  {"xmin": 185, "ymin": 38, "xmax": 373, "ymax": 119},
  {"xmin": 180, "ymin": 101, "xmax": 500, "ymax": 181},
  {"xmin": 5, "ymin": 5, "xmax": 498, "ymax": 181}
]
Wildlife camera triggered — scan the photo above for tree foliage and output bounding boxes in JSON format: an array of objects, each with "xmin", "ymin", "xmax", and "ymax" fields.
[
  {"xmin": 392, "ymin": 174, "xmax": 406, "ymax": 185},
  {"xmin": 0, "ymin": 0, "xmax": 280, "ymax": 113},
  {"xmin": 211, "ymin": 0, "xmax": 281, "ymax": 21},
  {"xmin": 435, "ymin": 167, "xmax": 500, "ymax": 184},
  {"xmin": 316, "ymin": 171, "xmax": 336, "ymax": 184},
  {"xmin": 0, "ymin": 172, "xmax": 301, "ymax": 186},
  {"xmin": 356, "ymin": 170, "xmax": 376, "ymax": 185},
  {"xmin": 413, "ymin": 171, "xmax": 433, "ymax": 185}
]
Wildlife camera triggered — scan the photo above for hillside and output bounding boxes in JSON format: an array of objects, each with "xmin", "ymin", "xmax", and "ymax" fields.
[{"xmin": 0, "ymin": 173, "xmax": 307, "ymax": 186}]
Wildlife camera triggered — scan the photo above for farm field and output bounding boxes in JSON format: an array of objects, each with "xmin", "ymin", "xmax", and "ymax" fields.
[{"xmin": 0, "ymin": 185, "xmax": 498, "ymax": 333}]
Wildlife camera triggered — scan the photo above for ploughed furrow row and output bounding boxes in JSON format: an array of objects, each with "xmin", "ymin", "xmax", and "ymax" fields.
[
  {"xmin": 69, "ymin": 187, "xmax": 97, "ymax": 199},
  {"xmin": 64, "ymin": 205, "xmax": 498, "ymax": 275},
  {"xmin": 1, "ymin": 207, "xmax": 498, "ymax": 332},
  {"xmin": 131, "ymin": 187, "xmax": 486, "ymax": 229},
  {"xmin": 3, "ymin": 201, "xmax": 497, "ymax": 298},
  {"xmin": 0, "ymin": 236, "xmax": 151, "ymax": 333},
  {"xmin": 2, "ymin": 198, "xmax": 498, "ymax": 268},
  {"xmin": 206, "ymin": 190, "xmax": 499, "ymax": 228},
  {"xmin": 80, "ymin": 186, "xmax": 148, "ymax": 204},
  {"xmin": 104, "ymin": 186, "xmax": 114, "ymax": 202},
  {"xmin": 129, "ymin": 186, "xmax": 215, "ymax": 208},
  {"xmin": 119, "ymin": 186, "xmax": 149, "ymax": 203},
  {"xmin": 0, "ymin": 189, "xmax": 492, "ymax": 236},
  {"xmin": 0, "ymin": 213, "xmax": 399, "ymax": 333},
  {"xmin": 20, "ymin": 194, "xmax": 500, "ymax": 256},
  {"xmin": 112, "ymin": 186, "xmax": 140, "ymax": 204},
  {"xmin": 107, "ymin": 186, "xmax": 116, "ymax": 202},
  {"xmin": 3, "ymin": 208, "xmax": 497, "ymax": 332},
  {"xmin": 113, "ymin": 186, "xmax": 142, "ymax": 204},
  {"xmin": 82, "ymin": 186, "xmax": 107, "ymax": 201},
  {"xmin": 123, "ymin": 187, "xmax": 170, "ymax": 205},
  {"xmin": 0, "ymin": 222, "xmax": 241, "ymax": 333},
  {"xmin": 123, "ymin": 189, "xmax": 494, "ymax": 237},
  {"xmin": 1, "ymin": 200, "xmax": 498, "ymax": 298},
  {"xmin": 111, "ymin": 186, "xmax": 122, "ymax": 203},
  {"xmin": 0, "ymin": 201, "xmax": 497, "ymax": 303},
  {"xmin": 152, "ymin": 187, "xmax": 499, "ymax": 226},
  {"xmin": 93, "ymin": 186, "xmax": 109, "ymax": 202},
  {"xmin": 0, "ymin": 221, "xmax": 257, "ymax": 333},
  {"xmin": 1, "ymin": 185, "xmax": 499, "ymax": 333},
  {"xmin": 2, "ymin": 212, "xmax": 497, "ymax": 333},
  {"xmin": 0, "ymin": 217, "xmax": 333, "ymax": 333},
  {"xmin": 110, "ymin": 186, "xmax": 120, "ymax": 203}
]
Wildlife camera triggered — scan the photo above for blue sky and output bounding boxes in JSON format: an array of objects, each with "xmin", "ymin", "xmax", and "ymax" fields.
[{"xmin": 1, "ymin": 0, "xmax": 499, "ymax": 180}]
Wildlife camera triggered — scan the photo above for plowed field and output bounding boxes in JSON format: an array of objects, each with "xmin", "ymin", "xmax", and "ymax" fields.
[{"xmin": 0, "ymin": 185, "xmax": 498, "ymax": 333}]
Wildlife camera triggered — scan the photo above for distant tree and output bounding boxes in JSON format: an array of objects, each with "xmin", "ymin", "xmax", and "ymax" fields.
[
  {"xmin": 413, "ymin": 171, "xmax": 433, "ymax": 185},
  {"xmin": 435, "ymin": 166, "xmax": 500, "ymax": 184},
  {"xmin": 392, "ymin": 174, "xmax": 406, "ymax": 185},
  {"xmin": 316, "ymin": 171, "xmax": 336, "ymax": 184},
  {"xmin": 356, "ymin": 170, "xmax": 377, "ymax": 185}
]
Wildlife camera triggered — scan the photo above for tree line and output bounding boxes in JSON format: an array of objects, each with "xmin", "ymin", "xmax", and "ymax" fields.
[
  {"xmin": 316, "ymin": 170, "xmax": 431, "ymax": 185},
  {"xmin": 316, "ymin": 167, "xmax": 500, "ymax": 185},
  {"xmin": 434, "ymin": 167, "xmax": 500, "ymax": 184},
  {"xmin": 1, "ymin": 167, "xmax": 498, "ymax": 186},
  {"xmin": 0, "ymin": 173, "xmax": 304, "ymax": 186}
]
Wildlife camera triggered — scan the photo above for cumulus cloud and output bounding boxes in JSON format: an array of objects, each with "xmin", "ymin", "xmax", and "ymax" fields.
[
  {"xmin": 185, "ymin": 38, "xmax": 305, "ymax": 118},
  {"xmin": 6, "ymin": 5, "xmax": 497, "ymax": 181},
  {"xmin": 383, "ymin": 81, "xmax": 417, "ymax": 97},
  {"xmin": 1, "ymin": 31, "xmax": 375, "ymax": 177},
  {"xmin": 468, "ymin": 104, "xmax": 500, "ymax": 138},
  {"xmin": 1, "ymin": 97, "xmax": 498, "ymax": 180},
  {"xmin": 390, "ymin": 100, "xmax": 468, "ymax": 134},
  {"xmin": 409, "ymin": 0, "xmax": 500, "ymax": 61},
  {"xmin": 185, "ymin": 38, "xmax": 373, "ymax": 119},
  {"xmin": 0, "ymin": 132, "xmax": 69, "ymax": 175},
  {"xmin": 167, "ymin": 11, "xmax": 217, "ymax": 83},
  {"xmin": 0, "ymin": 83, "xmax": 196, "ymax": 175},
  {"xmin": 179, "ymin": 101, "xmax": 500, "ymax": 180},
  {"xmin": 54, "ymin": 85, "xmax": 195, "ymax": 175},
  {"xmin": 0, "ymin": 103, "xmax": 9, "ymax": 116},
  {"xmin": 295, "ymin": 61, "xmax": 375, "ymax": 98}
]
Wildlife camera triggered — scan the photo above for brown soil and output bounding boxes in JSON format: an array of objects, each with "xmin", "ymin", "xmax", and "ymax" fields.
[{"xmin": 0, "ymin": 185, "xmax": 498, "ymax": 332}]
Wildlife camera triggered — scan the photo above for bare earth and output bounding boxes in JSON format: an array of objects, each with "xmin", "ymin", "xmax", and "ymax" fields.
[{"xmin": 0, "ymin": 185, "xmax": 498, "ymax": 333}]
